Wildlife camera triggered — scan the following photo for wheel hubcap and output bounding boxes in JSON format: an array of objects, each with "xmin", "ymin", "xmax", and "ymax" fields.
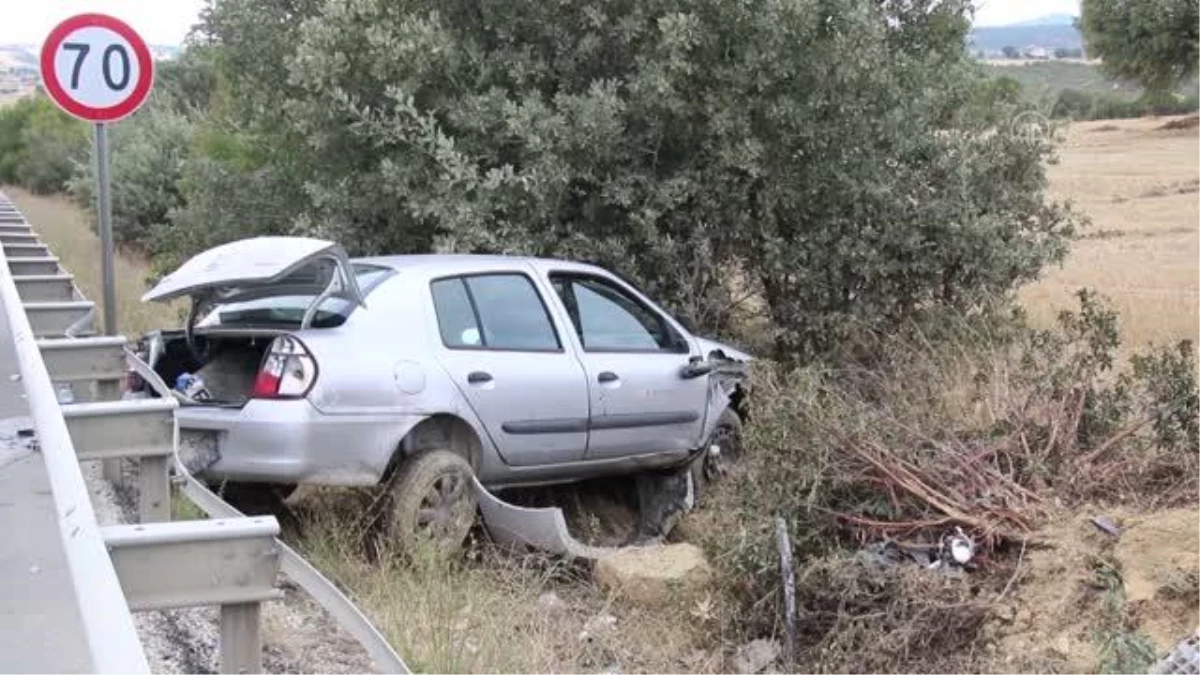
[{"xmin": 415, "ymin": 471, "xmax": 472, "ymax": 537}]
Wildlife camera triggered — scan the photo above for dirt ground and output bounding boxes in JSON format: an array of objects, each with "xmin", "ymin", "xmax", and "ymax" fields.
[{"xmin": 985, "ymin": 509, "xmax": 1199, "ymax": 673}]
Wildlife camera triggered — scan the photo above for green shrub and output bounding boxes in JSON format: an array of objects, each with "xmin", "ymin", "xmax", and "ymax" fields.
[
  {"xmin": 68, "ymin": 104, "xmax": 194, "ymax": 248},
  {"xmin": 0, "ymin": 95, "xmax": 88, "ymax": 193},
  {"xmin": 0, "ymin": 97, "xmax": 38, "ymax": 184},
  {"xmin": 184, "ymin": 0, "xmax": 1075, "ymax": 361}
]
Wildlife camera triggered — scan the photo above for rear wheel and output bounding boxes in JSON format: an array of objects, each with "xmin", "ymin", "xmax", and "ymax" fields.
[
  {"xmin": 383, "ymin": 450, "xmax": 477, "ymax": 551},
  {"xmin": 690, "ymin": 408, "xmax": 744, "ymax": 503}
]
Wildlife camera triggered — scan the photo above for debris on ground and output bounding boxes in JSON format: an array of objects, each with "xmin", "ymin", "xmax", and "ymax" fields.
[
  {"xmin": 594, "ymin": 543, "xmax": 712, "ymax": 606},
  {"xmin": 1090, "ymin": 514, "xmax": 1123, "ymax": 537},
  {"xmin": 488, "ymin": 468, "xmax": 695, "ymax": 551},
  {"xmin": 579, "ymin": 613, "xmax": 619, "ymax": 642},
  {"xmin": 537, "ymin": 591, "xmax": 568, "ymax": 614},
  {"xmin": 854, "ymin": 528, "xmax": 977, "ymax": 575},
  {"xmin": 729, "ymin": 638, "xmax": 781, "ymax": 674},
  {"xmin": 1152, "ymin": 629, "xmax": 1200, "ymax": 675}
]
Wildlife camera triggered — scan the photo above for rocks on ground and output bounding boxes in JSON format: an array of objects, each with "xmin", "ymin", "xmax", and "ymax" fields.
[
  {"xmin": 729, "ymin": 638, "xmax": 781, "ymax": 674},
  {"xmin": 593, "ymin": 543, "xmax": 712, "ymax": 606}
]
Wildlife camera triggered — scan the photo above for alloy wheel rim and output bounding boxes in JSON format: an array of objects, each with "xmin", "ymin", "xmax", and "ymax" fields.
[{"xmin": 415, "ymin": 471, "xmax": 472, "ymax": 537}]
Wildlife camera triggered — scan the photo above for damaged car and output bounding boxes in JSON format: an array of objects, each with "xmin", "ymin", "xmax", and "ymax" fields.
[{"xmin": 133, "ymin": 236, "xmax": 750, "ymax": 547}]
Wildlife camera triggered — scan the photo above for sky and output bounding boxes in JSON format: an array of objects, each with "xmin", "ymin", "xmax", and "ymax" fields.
[
  {"xmin": 0, "ymin": 0, "xmax": 206, "ymax": 46},
  {"xmin": 0, "ymin": 0, "xmax": 1080, "ymax": 46},
  {"xmin": 973, "ymin": 0, "xmax": 1081, "ymax": 27}
]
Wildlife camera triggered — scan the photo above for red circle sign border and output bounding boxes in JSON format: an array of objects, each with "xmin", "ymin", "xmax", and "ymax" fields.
[{"xmin": 39, "ymin": 13, "xmax": 155, "ymax": 123}]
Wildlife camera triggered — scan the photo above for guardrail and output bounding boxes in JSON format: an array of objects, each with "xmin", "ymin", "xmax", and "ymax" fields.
[
  {"xmin": 2, "ymin": 192, "xmax": 409, "ymax": 674},
  {"xmin": 0, "ymin": 200, "xmax": 149, "ymax": 673},
  {"xmin": 0, "ymin": 195, "xmax": 280, "ymax": 673}
]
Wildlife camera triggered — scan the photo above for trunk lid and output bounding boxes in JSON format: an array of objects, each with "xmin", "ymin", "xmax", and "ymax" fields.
[{"xmin": 142, "ymin": 236, "xmax": 365, "ymax": 309}]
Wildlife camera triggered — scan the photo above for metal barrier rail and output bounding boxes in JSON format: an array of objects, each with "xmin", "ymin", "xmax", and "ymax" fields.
[
  {"xmin": 3, "ymin": 193, "xmax": 408, "ymax": 674},
  {"xmin": 0, "ymin": 205, "xmax": 150, "ymax": 673},
  {"xmin": 5, "ymin": 193, "xmax": 409, "ymax": 674},
  {"xmin": 125, "ymin": 354, "xmax": 411, "ymax": 674}
]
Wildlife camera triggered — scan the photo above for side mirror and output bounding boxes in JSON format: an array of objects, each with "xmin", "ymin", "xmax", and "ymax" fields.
[{"xmin": 680, "ymin": 357, "xmax": 713, "ymax": 379}]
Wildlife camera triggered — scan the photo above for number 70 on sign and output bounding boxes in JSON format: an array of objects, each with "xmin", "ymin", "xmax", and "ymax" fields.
[{"xmin": 40, "ymin": 13, "xmax": 154, "ymax": 123}]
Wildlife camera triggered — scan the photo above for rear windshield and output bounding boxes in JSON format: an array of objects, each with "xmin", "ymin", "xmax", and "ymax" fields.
[{"xmin": 196, "ymin": 264, "xmax": 392, "ymax": 329}]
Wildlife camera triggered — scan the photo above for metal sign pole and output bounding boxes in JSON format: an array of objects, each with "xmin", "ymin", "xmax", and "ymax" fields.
[{"xmin": 93, "ymin": 122, "xmax": 117, "ymax": 336}]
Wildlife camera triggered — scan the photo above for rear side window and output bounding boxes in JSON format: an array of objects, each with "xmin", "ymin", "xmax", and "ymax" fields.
[{"xmin": 431, "ymin": 274, "xmax": 561, "ymax": 351}]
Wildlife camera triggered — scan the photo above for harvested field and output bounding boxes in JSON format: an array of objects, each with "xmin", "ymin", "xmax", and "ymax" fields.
[{"xmin": 1021, "ymin": 116, "xmax": 1200, "ymax": 353}]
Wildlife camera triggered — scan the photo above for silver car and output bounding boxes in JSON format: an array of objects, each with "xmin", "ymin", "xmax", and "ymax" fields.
[{"xmin": 137, "ymin": 237, "xmax": 749, "ymax": 545}]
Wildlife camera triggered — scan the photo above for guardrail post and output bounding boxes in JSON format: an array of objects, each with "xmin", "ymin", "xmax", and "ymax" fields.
[
  {"xmin": 220, "ymin": 602, "xmax": 262, "ymax": 674},
  {"xmin": 97, "ymin": 379, "xmax": 123, "ymax": 484},
  {"xmin": 138, "ymin": 456, "xmax": 170, "ymax": 522}
]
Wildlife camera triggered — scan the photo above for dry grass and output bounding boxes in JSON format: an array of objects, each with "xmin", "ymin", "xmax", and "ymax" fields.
[
  {"xmin": 2, "ymin": 186, "xmax": 181, "ymax": 334},
  {"xmin": 288, "ymin": 488, "xmax": 724, "ymax": 674},
  {"xmin": 1020, "ymin": 116, "xmax": 1200, "ymax": 353}
]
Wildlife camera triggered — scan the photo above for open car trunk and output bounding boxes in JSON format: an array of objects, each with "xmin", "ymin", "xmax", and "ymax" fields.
[
  {"xmin": 137, "ymin": 236, "xmax": 382, "ymax": 406},
  {"xmin": 141, "ymin": 330, "xmax": 280, "ymax": 407}
]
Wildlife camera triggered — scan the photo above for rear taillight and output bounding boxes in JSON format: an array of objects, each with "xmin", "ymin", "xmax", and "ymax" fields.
[{"xmin": 251, "ymin": 336, "xmax": 318, "ymax": 399}]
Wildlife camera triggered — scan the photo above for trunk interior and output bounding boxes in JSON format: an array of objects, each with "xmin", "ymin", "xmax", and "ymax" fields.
[{"xmin": 151, "ymin": 332, "xmax": 275, "ymax": 407}]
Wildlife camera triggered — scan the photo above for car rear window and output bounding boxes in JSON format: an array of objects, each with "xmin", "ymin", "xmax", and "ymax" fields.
[{"xmin": 196, "ymin": 263, "xmax": 392, "ymax": 329}]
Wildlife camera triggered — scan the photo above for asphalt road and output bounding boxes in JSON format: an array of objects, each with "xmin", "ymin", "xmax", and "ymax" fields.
[{"xmin": 0, "ymin": 210, "xmax": 92, "ymax": 672}]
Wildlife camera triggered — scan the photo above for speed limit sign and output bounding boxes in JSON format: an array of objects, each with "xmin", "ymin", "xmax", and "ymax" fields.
[
  {"xmin": 38, "ymin": 13, "xmax": 155, "ymax": 342},
  {"xmin": 39, "ymin": 13, "xmax": 154, "ymax": 122}
]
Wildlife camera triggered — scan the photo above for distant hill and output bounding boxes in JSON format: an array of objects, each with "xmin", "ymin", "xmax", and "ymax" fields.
[
  {"xmin": 0, "ymin": 45, "xmax": 37, "ymax": 69},
  {"xmin": 0, "ymin": 43, "xmax": 181, "ymax": 67},
  {"xmin": 1009, "ymin": 14, "xmax": 1078, "ymax": 27},
  {"xmin": 970, "ymin": 20, "xmax": 1083, "ymax": 55}
]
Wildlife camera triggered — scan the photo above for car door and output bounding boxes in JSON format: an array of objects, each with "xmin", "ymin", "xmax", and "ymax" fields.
[
  {"xmin": 549, "ymin": 272, "xmax": 710, "ymax": 460},
  {"xmin": 430, "ymin": 271, "xmax": 590, "ymax": 467}
]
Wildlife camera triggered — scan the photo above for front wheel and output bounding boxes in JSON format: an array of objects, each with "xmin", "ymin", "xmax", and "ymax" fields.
[
  {"xmin": 382, "ymin": 450, "xmax": 478, "ymax": 552},
  {"xmin": 690, "ymin": 408, "xmax": 744, "ymax": 504}
]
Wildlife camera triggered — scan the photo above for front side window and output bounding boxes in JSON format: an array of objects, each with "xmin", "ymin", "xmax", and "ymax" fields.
[
  {"xmin": 551, "ymin": 274, "xmax": 686, "ymax": 352},
  {"xmin": 431, "ymin": 273, "xmax": 560, "ymax": 351}
]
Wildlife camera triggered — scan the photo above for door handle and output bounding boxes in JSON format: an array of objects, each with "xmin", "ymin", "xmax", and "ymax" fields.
[
  {"xmin": 597, "ymin": 371, "xmax": 619, "ymax": 383},
  {"xmin": 467, "ymin": 371, "xmax": 493, "ymax": 384}
]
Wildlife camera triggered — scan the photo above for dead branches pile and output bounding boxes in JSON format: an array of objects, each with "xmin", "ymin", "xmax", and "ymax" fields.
[{"xmin": 836, "ymin": 436, "xmax": 1041, "ymax": 549}]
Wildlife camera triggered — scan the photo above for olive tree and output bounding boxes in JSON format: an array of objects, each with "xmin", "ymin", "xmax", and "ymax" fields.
[
  {"xmin": 186, "ymin": 0, "xmax": 1074, "ymax": 359},
  {"xmin": 1080, "ymin": 0, "xmax": 1200, "ymax": 92}
]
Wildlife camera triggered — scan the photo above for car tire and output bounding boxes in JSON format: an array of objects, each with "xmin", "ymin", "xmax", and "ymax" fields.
[
  {"xmin": 690, "ymin": 407, "xmax": 744, "ymax": 504},
  {"xmin": 383, "ymin": 449, "xmax": 477, "ymax": 551}
]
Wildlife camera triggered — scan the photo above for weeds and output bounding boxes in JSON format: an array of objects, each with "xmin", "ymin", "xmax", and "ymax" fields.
[{"xmin": 1090, "ymin": 558, "xmax": 1159, "ymax": 674}]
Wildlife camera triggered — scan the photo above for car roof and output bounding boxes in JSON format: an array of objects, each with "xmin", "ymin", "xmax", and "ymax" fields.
[{"xmin": 352, "ymin": 253, "xmax": 609, "ymax": 277}]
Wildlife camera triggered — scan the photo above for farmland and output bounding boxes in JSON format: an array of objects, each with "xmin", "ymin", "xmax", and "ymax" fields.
[{"xmin": 1020, "ymin": 115, "xmax": 1199, "ymax": 353}]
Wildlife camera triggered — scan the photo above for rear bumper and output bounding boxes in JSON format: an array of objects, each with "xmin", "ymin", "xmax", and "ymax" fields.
[{"xmin": 177, "ymin": 399, "xmax": 424, "ymax": 486}]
